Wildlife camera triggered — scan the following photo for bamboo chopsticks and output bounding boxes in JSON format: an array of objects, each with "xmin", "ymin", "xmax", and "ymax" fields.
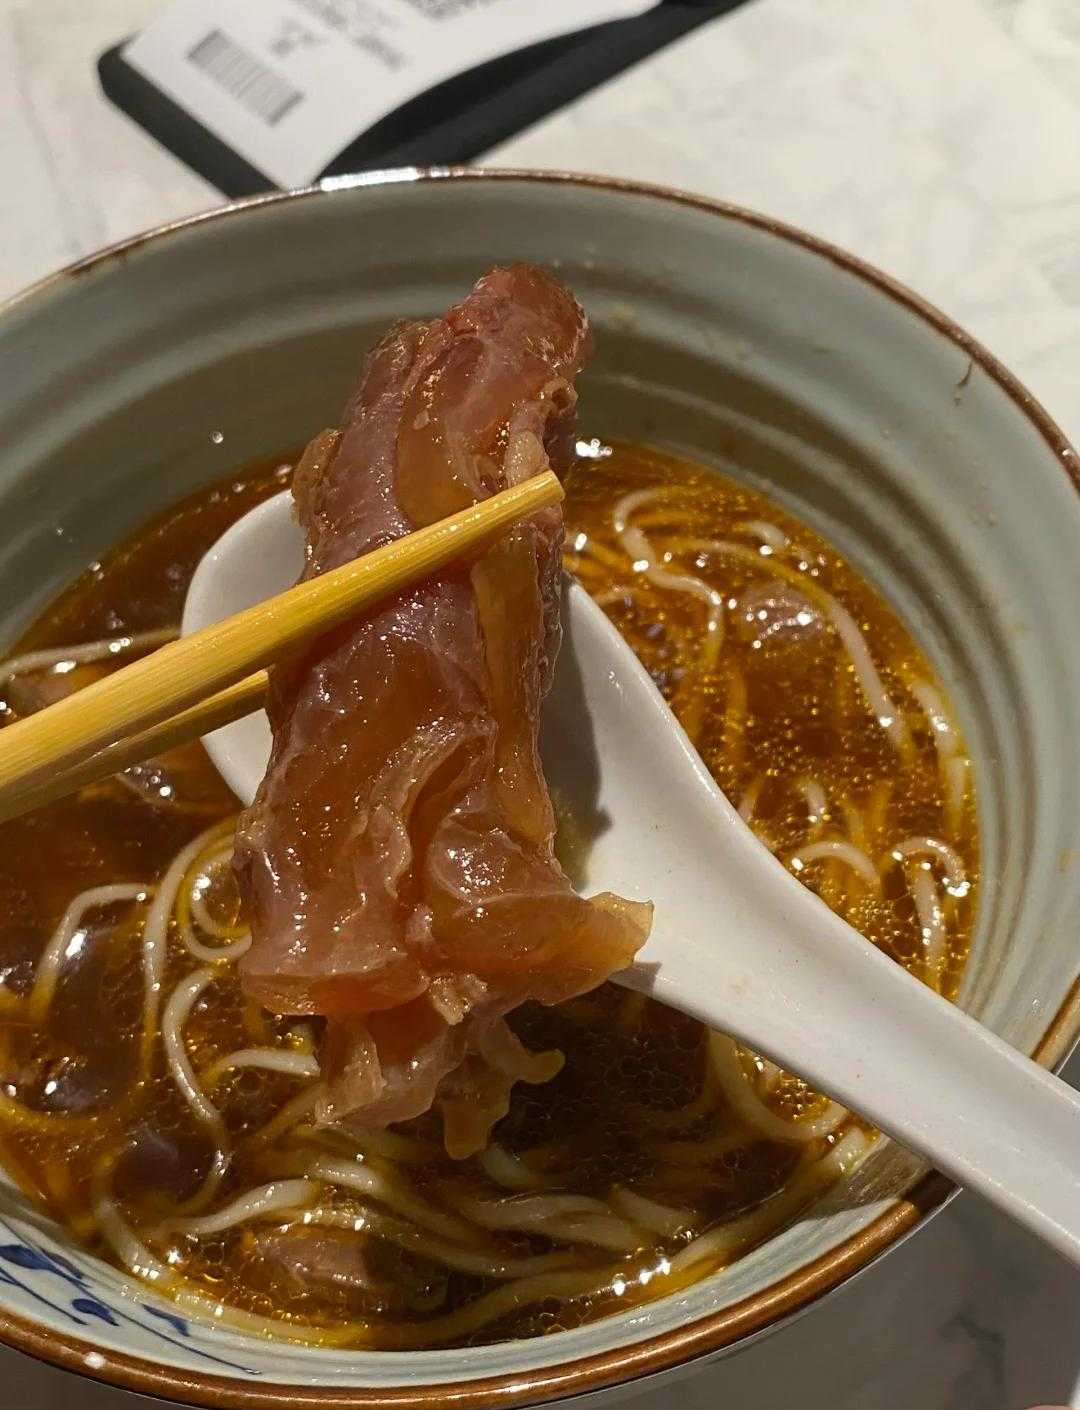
[
  {"xmin": 0, "ymin": 470, "xmax": 563, "ymax": 822},
  {"xmin": 8, "ymin": 670, "xmax": 270, "ymax": 818}
]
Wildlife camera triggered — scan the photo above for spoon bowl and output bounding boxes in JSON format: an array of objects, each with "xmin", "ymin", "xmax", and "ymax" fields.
[{"xmin": 185, "ymin": 492, "xmax": 1080, "ymax": 1267}]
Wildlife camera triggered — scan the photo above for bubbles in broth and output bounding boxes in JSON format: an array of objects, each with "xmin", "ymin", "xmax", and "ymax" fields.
[{"xmin": 0, "ymin": 442, "xmax": 977, "ymax": 1348}]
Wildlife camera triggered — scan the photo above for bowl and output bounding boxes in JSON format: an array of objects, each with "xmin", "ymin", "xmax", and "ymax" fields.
[{"xmin": 0, "ymin": 169, "xmax": 1078, "ymax": 1408}]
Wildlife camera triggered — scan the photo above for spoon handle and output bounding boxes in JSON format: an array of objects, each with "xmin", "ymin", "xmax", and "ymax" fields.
[
  {"xmin": 621, "ymin": 842, "xmax": 1080, "ymax": 1264},
  {"xmin": 549, "ymin": 584, "xmax": 1080, "ymax": 1262}
]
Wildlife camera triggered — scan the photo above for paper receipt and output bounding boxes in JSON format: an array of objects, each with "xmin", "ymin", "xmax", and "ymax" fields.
[{"xmin": 124, "ymin": 0, "xmax": 656, "ymax": 188}]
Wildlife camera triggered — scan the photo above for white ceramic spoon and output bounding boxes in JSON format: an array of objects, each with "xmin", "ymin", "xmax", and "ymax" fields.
[{"xmin": 184, "ymin": 492, "xmax": 1080, "ymax": 1265}]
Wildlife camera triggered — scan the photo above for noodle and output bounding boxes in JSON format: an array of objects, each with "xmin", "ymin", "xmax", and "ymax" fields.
[
  {"xmin": 143, "ymin": 819, "xmax": 235, "ymax": 1040},
  {"xmin": 708, "ymin": 1036, "xmax": 848, "ymax": 1143},
  {"xmin": 26, "ymin": 884, "xmax": 150, "ymax": 1021},
  {"xmin": 303, "ymin": 1206, "xmax": 586, "ymax": 1280},
  {"xmin": 162, "ymin": 968, "xmax": 225, "ymax": 1134},
  {"xmin": 309, "ymin": 1157, "xmax": 486, "ymax": 1246},
  {"xmin": 0, "ymin": 439, "xmax": 976, "ymax": 1349},
  {"xmin": 909, "ymin": 866, "xmax": 948, "ymax": 985},
  {"xmin": 177, "ymin": 837, "xmax": 251, "ymax": 964},
  {"xmin": 479, "ymin": 1144, "xmax": 554, "ymax": 1191},
  {"xmin": 738, "ymin": 775, "xmax": 764, "ymax": 824},
  {"xmin": 383, "ymin": 1269, "xmax": 627, "ymax": 1348},
  {"xmin": 447, "ymin": 1190, "xmax": 645, "ymax": 1253},
  {"xmin": 673, "ymin": 535, "xmax": 912, "ymax": 756},
  {"xmin": 798, "ymin": 778, "xmax": 828, "ymax": 830},
  {"xmin": 736, "ymin": 519, "xmax": 790, "ymax": 552},
  {"xmin": 246, "ymin": 1086, "xmax": 322, "ymax": 1152},
  {"xmin": 609, "ymin": 1187, "xmax": 694, "ymax": 1237},
  {"xmin": 754, "ymin": 1055, "xmax": 784, "ymax": 1094},
  {"xmin": 0, "ymin": 628, "xmax": 177, "ymax": 689},
  {"xmin": 789, "ymin": 839, "xmax": 879, "ymax": 887},
  {"xmin": 667, "ymin": 1128, "xmax": 868, "ymax": 1276},
  {"xmin": 161, "ymin": 1179, "xmax": 319, "ymax": 1237},
  {"xmin": 944, "ymin": 757, "xmax": 970, "ymax": 839},
  {"xmin": 205, "ymin": 1049, "xmax": 321, "ymax": 1086},
  {"xmin": 890, "ymin": 835, "xmax": 968, "ymax": 896},
  {"xmin": 613, "ymin": 491, "xmax": 724, "ymax": 738}
]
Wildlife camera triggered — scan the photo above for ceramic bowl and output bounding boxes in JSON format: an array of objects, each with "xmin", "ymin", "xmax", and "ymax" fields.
[{"xmin": 0, "ymin": 170, "xmax": 1078, "ymax": 1409}]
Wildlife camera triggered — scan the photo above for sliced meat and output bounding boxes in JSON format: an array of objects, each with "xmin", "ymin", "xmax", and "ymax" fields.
[{"xmin": 234, "ymin": 265, "xmax": 650, "ymax": 1156}]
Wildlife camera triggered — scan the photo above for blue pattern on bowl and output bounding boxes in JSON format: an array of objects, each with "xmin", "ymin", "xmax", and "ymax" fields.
[{"xmin": 0, "ymin": 1217, "xmax": 259, "ymax": 1374}]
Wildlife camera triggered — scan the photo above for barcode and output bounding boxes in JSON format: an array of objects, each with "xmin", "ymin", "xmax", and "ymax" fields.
[{"xmin": 187, "ymin": 29, "xmax": 302, "ymax": 126}]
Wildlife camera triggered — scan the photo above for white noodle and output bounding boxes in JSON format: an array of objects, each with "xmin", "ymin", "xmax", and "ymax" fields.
[
  {"xmin": 479, "ymin": 1144, "xmax": 552, "ymax": 1191},
  {"xmin": 345, "ymin": 1128, "xmax": 438, "ymax": 1165},
  {"xmin": 738, "ymin": 518, "xmax": 789, "ymax": 549},
  {"xmin": 611, "ymin": 488, "xmax": 673, "ymax": 532},
  {"xmin": 737, "ymin": 775, "xmax": 764, "ymax": 824},
  {"xmin": 910, "ymin": 679, "xmax": 958, "ymax": 760},
  {"xmin": 753, "ymin": 1055, "xmax": 784, "ymax": 1095},
  {"xmin": 709, "ymin": 1035, "xmax": 848, "ymax": 1143},
  {"xmin": 609, "ymin": 1187, "xmax": 693, "ymax": 1238},
  {"xmin": 161, "ymin": 968, "xmax": 225, "ymax": 1136},
  {"xmin": 619, "ymin": 527, "xmax": 724, "ymax": 645},
  {"xmin": 180, "ymin": 840, "xmax": 251, "ymax": 963},
  {"xmin": 909, "ymin": 866, "xmax": 948, "ymax": 986},
  {"xmin": 163, "ymin": 1179, "xmax": 319, "ymax": 1237},
  {"xmin": 182, "ymin": 1148, "xmax": 231, "ymax": 1216},
  {"xmin": 0, "ymin": 628, "xmax": 177, "ymax": 689},
  {"xmin": 789, "ymin": 839, "xmax": 879, "ymax": 887},
  {"xmin": 94, "ymin": 1191, "xmax": 174, "ymax": 1286},
  {"xmin": 187, "ymin": 844, "xmax": 237, "ymax": 937},
  {"xmin": 310, "ymin": 1157, "xmax": 484, "ymax": 1245},
  {"xmin": 453, "ymin": 1191, "xmax": 645, "ymax": 1252},
  {"xmin": 736, "ymin": 519, "xmax": 790, "ymax": 552},
  {"xmin": 890, "ymin": 835, "xmax": 968, "ymax": 897},
  {"xmin": 27, "ymin": 883, "xmax": 150, "ymax": 1020},
  {"xmin": 181, "ymin": 928, "xmax": 251, "ymax": 966},
  {"xmin": 143, "ymin": 820, "xmax": 233, "ymax": 1032},
  {"xmin": 381, "ymin": 1268, "xmax": 625, "ymax": 1347},
  {"xmin": 944, "ymin": 756, "xmax": 970, "ymax": 838},
  {"xmin": 798, "ymin": 778, "xmax": 828, "ymax": 828},
  {"xmin": 821, "ymin": 595, "xmax": 912, "ymax": 754},
  {"xmin": 302, "ymin": 1207, "xmax": 584, "ymax": 1280},
  {"xmin": 206, "ymin": 1048, "xmax": 320, "ymax": 1086},
  {"xmin": 454, "ymin": 1191, "xmax": 617, "ymax": 1229},
  {"xmin": 910, "ymin": 680, "xmax": 971, "ymax": 837},
  {"xmin": 591, "ymin": 586, "xmax": 632, "ymax": 610},
  {"xmin": 683, "ymin": 537, "xmax": 912, "ymax": 755},
  {"xmin": 612, "ymin": 492, "xmax": 724, "ymax": 668},
  {"xmin": 545, "ymin": 1214, "xmax": 644, "ymax": 1253},
  {"xmin": 96, "ymin": 1188, "xmax": 373, "ymax": 1345},
  {"xmin": 668, "ymin": 1127, "xmax": 868, "ymax": 1275}
]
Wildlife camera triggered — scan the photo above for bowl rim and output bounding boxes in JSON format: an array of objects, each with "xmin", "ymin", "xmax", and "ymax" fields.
[{"xmin": 1, "ymin": 164, "xmax": 1078, "ymax": 1410}]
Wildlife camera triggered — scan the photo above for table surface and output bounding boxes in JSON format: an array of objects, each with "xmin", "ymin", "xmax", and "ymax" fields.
[{"xmin": 2, "ymin": 0, "xmax": 1079, "ymax": 1405}]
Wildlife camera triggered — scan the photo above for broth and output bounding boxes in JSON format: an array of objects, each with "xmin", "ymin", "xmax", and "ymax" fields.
[{"xmin": 0, "ymin": 441, "xmax": 977, "ymax": 1348}]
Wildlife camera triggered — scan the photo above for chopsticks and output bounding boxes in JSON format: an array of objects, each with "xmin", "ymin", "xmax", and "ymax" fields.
[
  {"xmin": 11, "ymin": 670, "xmax": 270, "ymax": 817},
  {"xmin": 0, "ymin": 470, "xmax": 563, "ymax": 822}
]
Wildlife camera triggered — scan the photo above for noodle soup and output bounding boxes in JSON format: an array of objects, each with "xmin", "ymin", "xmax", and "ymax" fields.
[{"xmin": 0, "ymin": 441, "xmax": 976, "ymax": 1349}]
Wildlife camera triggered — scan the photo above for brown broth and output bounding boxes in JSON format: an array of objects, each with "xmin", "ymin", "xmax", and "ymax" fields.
[{"xmin": 0, "ymin": 442, "xmax": 977, "ymax": 1348}]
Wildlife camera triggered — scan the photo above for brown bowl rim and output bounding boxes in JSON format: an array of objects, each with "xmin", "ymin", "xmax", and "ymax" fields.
[{"xmin": 1, "ymin": 165, "xmax": 1078, "ymax": 1409}]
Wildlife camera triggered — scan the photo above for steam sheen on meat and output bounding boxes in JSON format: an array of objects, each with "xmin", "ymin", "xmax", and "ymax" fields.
[{"xmin": 234, "ymin": 266, "xmax": 651, "ymax": 1157}]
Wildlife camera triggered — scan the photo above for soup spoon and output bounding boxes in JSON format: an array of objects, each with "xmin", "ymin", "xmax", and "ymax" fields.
[{"xmin": 184, "ymin": 492, "xmax": 1080, "ymax": 1266}]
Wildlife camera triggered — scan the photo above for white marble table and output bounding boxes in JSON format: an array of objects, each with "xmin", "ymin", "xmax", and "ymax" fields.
[{"xmin": 1, "ymin": 0, "xmax": 1079, "ymax": 1405}]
